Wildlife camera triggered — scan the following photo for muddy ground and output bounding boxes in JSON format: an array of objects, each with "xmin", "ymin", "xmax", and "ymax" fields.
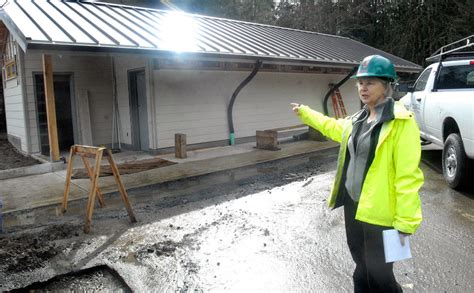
[
  {"xmin": 1, "ymin": 147, "xmax": 473, "ymax": 292},
  {"xmin": 2, "ymin": 148, "xmax": 338, "ymax": 291},
  {"xmin": 0, "ymin": 135, "xmax": 40, "ymax": 170}
]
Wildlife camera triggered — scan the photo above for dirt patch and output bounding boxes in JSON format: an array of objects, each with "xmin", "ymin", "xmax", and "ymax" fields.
[
  {"xmin": 0, "ymin": 137, "xmax": 40, "ymax": 170},
  {"xmin": 137, "ymin": 240, "xmax": 179, "ymax": 258},
  {"xmin": 1, "ymin": 148, "xmax": 339, "ymax": 291},
  {"xmin": 0, "ymin": 224, "xmax": 78, "ymax": 273},
  {"xmin": 12, "ymin": 265, "xmax": 131, "ymax": 292}
]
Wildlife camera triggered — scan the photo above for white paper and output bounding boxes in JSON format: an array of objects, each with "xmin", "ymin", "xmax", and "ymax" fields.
[{"xmin": 383, "ymin": 229, "xmax": 412, "ymax": 263}]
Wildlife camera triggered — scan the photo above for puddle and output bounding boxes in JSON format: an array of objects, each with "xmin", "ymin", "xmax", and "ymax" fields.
[{"xmin": 10, "ymin": 265, "xmax": 131, "ymax": 292}]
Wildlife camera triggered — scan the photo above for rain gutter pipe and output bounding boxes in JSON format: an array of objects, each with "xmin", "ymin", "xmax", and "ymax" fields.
[
  {"xmin": 227, "ymin": 60, "xmax": 263, "ymax": 145},
  {"xmin": 323, "ymin": 66, "xmax": 358, "ymax": 115}
]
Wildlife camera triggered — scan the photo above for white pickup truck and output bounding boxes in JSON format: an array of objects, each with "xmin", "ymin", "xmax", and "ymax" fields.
[{"xmin": 401, "ymin": 42, "xmax": 474, "ymax": 189}]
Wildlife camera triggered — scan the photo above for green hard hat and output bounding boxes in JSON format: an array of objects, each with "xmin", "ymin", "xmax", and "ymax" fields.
[{"xmin": 353, "ymin": 55, "xmax": 398, "ymax": 81}]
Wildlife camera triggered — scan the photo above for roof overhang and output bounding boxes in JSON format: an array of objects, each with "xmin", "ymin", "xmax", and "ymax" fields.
[{"xmin": 25, "ymin": 42, "xmax": 422, "ymax": 73}]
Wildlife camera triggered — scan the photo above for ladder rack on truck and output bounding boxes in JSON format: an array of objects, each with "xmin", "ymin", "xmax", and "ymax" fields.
[{"xmin": 426, "ymin": 35, "xmax": 474, "ymax": 62}]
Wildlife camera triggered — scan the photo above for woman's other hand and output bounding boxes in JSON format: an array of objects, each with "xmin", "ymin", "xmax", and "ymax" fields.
[
  {"xmin": 398, "ymin": 231, "xmax": 410, "ymax": 246},
  {"xmin": 291, "ymin": 103, "xmax": 301, "ymax": 113}
]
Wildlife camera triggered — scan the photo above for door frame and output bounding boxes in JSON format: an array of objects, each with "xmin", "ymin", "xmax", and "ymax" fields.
[
  {"xmin": 128, "ymin": 68, "xmax": 148, "ymax": 151},
  {"xmin": 33, "ymin": 72, "xmax": 77, "ymax": 154}
]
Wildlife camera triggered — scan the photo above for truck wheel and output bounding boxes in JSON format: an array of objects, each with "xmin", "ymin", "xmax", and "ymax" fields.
[{"xmin": 442, "ymin": 133, "xmax": 471, "ymax": 189}]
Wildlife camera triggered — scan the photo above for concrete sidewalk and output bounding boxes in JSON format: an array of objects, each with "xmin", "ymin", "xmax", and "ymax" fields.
[{"xmin": 0, "ymin": 140, "xmax": 337, "ymax": 214}]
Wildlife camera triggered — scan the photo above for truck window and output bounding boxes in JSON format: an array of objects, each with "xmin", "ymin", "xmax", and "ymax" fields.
[
  {"xmin": 414, "ymin": 68, "xmax": 432, "ymax": 91},
  {"xmin": 437, "ymin": 65, "xmax": 474, "ymax": 89}
]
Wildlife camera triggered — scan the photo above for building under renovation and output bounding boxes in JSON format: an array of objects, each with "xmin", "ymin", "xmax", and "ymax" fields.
[{"xmin": 0, "ymin": 0, "xmax": 421, "ymax": 160}]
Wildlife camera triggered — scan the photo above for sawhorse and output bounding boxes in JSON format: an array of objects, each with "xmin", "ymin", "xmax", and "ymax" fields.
[{"xmin": 61, "ymin": 145, "xmax": 137, "ymax": 233}]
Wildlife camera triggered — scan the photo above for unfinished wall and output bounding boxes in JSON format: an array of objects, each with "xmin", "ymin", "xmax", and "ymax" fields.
[
  {"xmin": 23, "ymin": 51, "xmax": 114, "ymax": 153},
  {"xmin": 153, "ymin": 68, "xmax": 358, "ymax": 149}
]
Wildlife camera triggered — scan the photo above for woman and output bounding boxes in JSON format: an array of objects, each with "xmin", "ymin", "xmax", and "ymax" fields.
[{"xmin": 292, "ymin": 55, "xmax": 423, "ymax": 292}]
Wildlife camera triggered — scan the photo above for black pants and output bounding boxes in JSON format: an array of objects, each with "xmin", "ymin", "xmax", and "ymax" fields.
[{"xmin": 344, "ymin": 194, "xmax": 402, "ymax": 293}]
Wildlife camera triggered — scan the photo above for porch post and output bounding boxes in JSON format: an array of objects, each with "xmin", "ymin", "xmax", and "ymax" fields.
[{"xmin": 42, "ymin": 54, "xmax": 60, "ymax": 161}]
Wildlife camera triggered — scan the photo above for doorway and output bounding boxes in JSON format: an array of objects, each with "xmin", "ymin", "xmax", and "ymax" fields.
[
  {"xmin": 34, "ymin": 74, "xmax": 75, "ymax": 156},
  {"xmin": 129, "ymin": 70, "xmax": 149, "ymax": 151}
]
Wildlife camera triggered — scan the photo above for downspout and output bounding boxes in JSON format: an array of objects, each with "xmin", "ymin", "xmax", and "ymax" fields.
[
  {"xmin": 323, "ymin": 66, "xmax": 358, "ymax": 115},
  {"xmin": 227, "ymin": 60, "xmax": 262, "ymax": 145}
]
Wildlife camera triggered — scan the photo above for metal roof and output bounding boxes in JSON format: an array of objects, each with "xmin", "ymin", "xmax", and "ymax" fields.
[{"xmin": 0, "ymin": 0, "xmax": 421, "ymax": 72}]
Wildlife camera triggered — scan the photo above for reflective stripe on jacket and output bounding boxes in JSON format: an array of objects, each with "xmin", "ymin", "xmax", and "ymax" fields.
[{"xmin": 297, "ymin": 101, "xmax": 423, "ymax": 234}]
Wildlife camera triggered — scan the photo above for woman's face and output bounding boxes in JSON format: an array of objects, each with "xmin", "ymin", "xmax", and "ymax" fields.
[{"xmin": 357, "ymin": 77, "xmax": 386, "ymax": 107}]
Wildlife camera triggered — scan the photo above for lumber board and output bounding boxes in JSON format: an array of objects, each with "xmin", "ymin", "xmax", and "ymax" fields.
[{"xmin": 42, "ymin": 54, "xmax": 60, "ymax": 162}]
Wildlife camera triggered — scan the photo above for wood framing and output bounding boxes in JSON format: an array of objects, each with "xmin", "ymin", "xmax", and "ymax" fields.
[
  {"xmin": 42, "ymin": 54, "xmax": 60, "ymax": 161},
  {"xmin": 62, "ymin": 145, "xmax": 137, "ymax": 234}
]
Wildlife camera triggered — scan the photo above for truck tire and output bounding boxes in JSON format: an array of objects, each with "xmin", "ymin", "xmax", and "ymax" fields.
[{"xmin": 442, "ymin": 133, "xmax": 471, "ymax": 189}]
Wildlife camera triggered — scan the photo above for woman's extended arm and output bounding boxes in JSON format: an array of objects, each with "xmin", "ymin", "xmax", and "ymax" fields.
[{"xmin": 292, "ymin": 103, "xmax": 349, "ymax": 143}]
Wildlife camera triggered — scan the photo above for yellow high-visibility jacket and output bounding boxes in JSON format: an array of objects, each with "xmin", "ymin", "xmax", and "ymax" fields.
[{"xmin": 298, "ymin": 101, "xmax": 423, "ymax": 234}]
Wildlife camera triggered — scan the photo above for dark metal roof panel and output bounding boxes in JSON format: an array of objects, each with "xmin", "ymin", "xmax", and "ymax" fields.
[{"xmin": 0, "ymin": 0, "xmax": 421, "ymax": 71}]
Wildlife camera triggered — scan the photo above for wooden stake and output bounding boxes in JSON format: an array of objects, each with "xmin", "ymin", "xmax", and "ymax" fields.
[
  {"xmin": 175, "ymin": 133, "xmax": 187, "ymax": 159},
  {"xmin": 42, "ymin": 54, "xmax": 60, "ymax": 162},
  {"xmin": 61, "ymin": 146, "xmax": 75, "ymax": 213}
]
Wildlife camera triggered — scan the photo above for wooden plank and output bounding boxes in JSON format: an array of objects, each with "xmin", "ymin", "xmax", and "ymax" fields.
[
  {"xmin": 84, "ymin": 149, "xmax": 103, "ymax": 234},
  {"xmin": 267, "ymin": 124, "xmax": 307, "ymax": 132},
  {"xmin": 74, "ymin": 145, "xmax": 105, "ymax": 155},
  {"xmin": 105, "ymin": 149, "xmax": 137, "ymax": 223},
  {"xmin": 175, "ymin": 133, "xmax": 187, "ymax": 159},
  {"xmin": 308, "ymin": 127, "xmax": 327, "ymax": 142},
  {"xmin": 77, "ymin": 90, "xmax": 93, "ymax": 145},
  {"xmin": 80, "ymin": 156, "xmax": 106, "ymax": 208},
  {"xmin": 76, "ymin": 152, "xmax": 99, "ymax": 158},
  {"xmin": 71, "ymin": 158, "xmax": 176, "ymax": 179},
  {"xmin": 61, "ymin": 146, "xmax": 75, "ymax": 213},
  {"xmin": 42, "ymin": 54, "xmax": 60, "ymax": 162}
]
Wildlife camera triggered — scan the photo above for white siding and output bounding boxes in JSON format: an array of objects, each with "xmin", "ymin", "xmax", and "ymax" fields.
[
  {"xmin": 24, "ymin": 51, "xmax": 114, "ymax": 152},
  {"xmin": 153, "ymin": 69, "xmax": 358, "ymax": 148},
  {"xmin": 3, "ymin": 71, "xmax": 26, "ymax": 151},
  {"xmin": 17, "ymin": 50, "xmax": 361, "ymax": 153}
]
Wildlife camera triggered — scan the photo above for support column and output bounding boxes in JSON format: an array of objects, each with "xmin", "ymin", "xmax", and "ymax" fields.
[{"xmin": 42, "ymin": 54, "xmax": 60, "ymax": 161}]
